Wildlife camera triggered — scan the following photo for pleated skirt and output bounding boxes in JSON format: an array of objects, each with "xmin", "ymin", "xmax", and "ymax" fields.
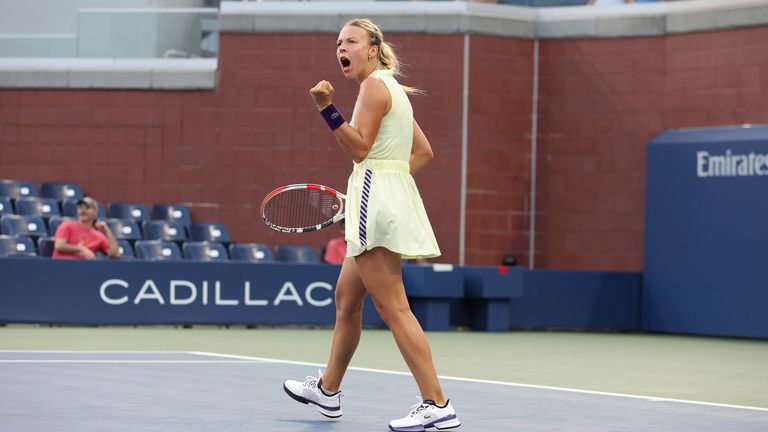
[{"xmin": 344, "ymin": 159, "xmax": 441, "ymax": 260}]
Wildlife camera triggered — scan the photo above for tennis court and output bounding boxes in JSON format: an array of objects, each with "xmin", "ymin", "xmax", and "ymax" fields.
[{"xmin": 2, "ymin": 327, "xmax": 767, "ymax": 431}]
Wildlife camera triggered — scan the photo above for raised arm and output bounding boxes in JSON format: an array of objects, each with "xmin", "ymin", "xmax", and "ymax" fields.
[
  {"xmin": 410, "ymin": 119, "xmax": 434, "ymax": 175},
  {"xmin": 310, "ymin": 77, "xmax": 389, "ymax": 163},
  {"xmin": 96, "ymin": 221, "xmax": 121, "ymax": 258}
]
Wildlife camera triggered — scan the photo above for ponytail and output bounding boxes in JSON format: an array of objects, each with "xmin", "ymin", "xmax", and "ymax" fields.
[{"xmin": 343, "ymin": 18, "xmax": 423, "ymax": 95}]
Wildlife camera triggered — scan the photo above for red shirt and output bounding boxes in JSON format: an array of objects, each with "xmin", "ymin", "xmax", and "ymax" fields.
[
  {"xmin": 53, "ymin": 220, "xmax": 109, "ymax": 259},
  {"xmin": 323, "ymin": 236, "xmax": 347, "ymax": 265}
]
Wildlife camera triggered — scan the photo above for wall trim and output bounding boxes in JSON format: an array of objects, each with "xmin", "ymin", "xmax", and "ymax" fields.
[
  {"xmin": 220, "ymin": 0, "xmax": 768, "ymax": 39},
  {"xmin": 0, "ymin": 58, "xmax": 217, "ymax": 89}
]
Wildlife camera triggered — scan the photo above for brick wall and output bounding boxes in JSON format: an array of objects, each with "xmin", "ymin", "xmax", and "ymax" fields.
[
  {"xmin": 536, "ymin": 26, "xmax": 768, "ymax": 270},
  {"xmin": 466, "ymin": 36, "xmax": 534, "ymax": 266},
  {"xmin": 1, "ymin": 26, "xmax": 767, "ymax": 269}
]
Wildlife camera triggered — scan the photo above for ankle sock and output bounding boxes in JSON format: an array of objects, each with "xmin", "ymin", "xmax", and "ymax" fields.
[
  {"xmin": 427, "ymin": 399, "xmax": 449, "ymax": 409},
  {"xmin": 318, "ymin": 378, "xmax": 340, "ymax": 397}
]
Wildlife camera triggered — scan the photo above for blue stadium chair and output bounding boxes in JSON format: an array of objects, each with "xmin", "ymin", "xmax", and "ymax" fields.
[
  {"xmin": 0, "ymin": 235, "xmax": 27, "ymax": 257},
  {"xmin": 15, "ymin": 197, "xmax": 61, "ymax": 219},
  {"xmin": 189, "ymin": 222, "xmax": 230, "ymax": 243},
  {"xmin": 152, "ymin": 204, "xmax": 192, "ymax": 228},
  {"xmin": 1, "ymin": 215, "xmax": 48, "ymax": 239},
  {"xmin": 108, "ymin": 202, "xmax": 149, "ymax": 222},
  {"xmin": 37, "ymin": 236, "xmax": 55, "ymax": 257},
  {"xmin": 134, "ymin": 240, "xmax": 182, "ymax": 261},
  {"xmin": 0, "ymin": 235, "xmax": 36, "ymax": 257},
  {"xmin": 96, "ymin": 239, "xmax": 135, "ymax": 260},
  {"xmin": 104, "ymin": 218, "xmax": 143, "ymax": 243},
  {"xmin": 274, "ymin": 244, "xmax": 319, "ymax": 263},
  {"xmin": 0, "ymin": 234, "xmax": 17, "ymax": 256},
  {"xmin": 40, "ymin": 182, "xmax": 84, "ymax": 202},
  {"xmin": 47, "ymin": 216, "xmax": 77, "ymax": 236},
  {"xmin": 61, "ymin": 198, "xmax": 107, "ymax": 219},
  {"xmin": 116, "ymin": 239, "xmax": 135, "ymax": 258},
  {"xmin": 182, "ymin": 241, "xmax": 229, "ymax": 262},
  {"xmin": 13, "ymin": 235, "xmax": 37, "ymax": 255},
  {"xmin": 229, "ymin": 243, "xmax": 274, "ymax": 262},
  {"xmin": 0, "ymin": 196, "xmax": 12, "ymax": 215},
  {"xmin": 142, "ymin": 220, "xmax": 187, "ymax": 242},
  {"xmin": 0, "ymin": 179, "xmax": 37, "ymax": 200}
]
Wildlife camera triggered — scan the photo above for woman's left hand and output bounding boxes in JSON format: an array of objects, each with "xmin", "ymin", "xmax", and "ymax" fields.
[{"xmin": 310, "ymin": 80, "xmax": 334, "ymax": 110}]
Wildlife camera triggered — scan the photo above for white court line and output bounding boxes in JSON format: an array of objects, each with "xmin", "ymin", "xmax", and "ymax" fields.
[
  {"xmin": 0, "ymin": 350, "xmax": 263, "ymax": 364},
  {"xmin": 0, "ymin": 360, "xmax": 260, "ymax": 364},
  {"xmin": 3, "ymin": 350, "xmax": 766, "ymax": 413},
  {"xmin": 0, "ymin": 350, "xmax": 190, "ymax": 354},
  {"xmin": 190, "ymin": 351, "xmax": 768, "ymax": 413}
]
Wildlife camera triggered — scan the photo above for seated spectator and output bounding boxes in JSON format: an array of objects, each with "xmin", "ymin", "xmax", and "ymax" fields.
[
  {"xmin": 53, "ymin": 197, "xmax": 120, "ymax": 259},
  {"xmin": 323, "ymin": 220, "xmax": 346, "ymax": 265}
]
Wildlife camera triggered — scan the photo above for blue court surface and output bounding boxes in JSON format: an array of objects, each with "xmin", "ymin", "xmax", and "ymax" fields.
[{"xmin": 1, "ymin": 351, "xmax": 766, "ymax": 431}]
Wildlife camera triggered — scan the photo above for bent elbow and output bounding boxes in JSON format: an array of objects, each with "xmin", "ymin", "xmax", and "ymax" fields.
[
  {"xmin": 352, "ymin": 148, "xmax": 370, "ymax": 163},
  {"xmin": 417, "ymin": 148, "xmax": 434, "ymax": 164}
]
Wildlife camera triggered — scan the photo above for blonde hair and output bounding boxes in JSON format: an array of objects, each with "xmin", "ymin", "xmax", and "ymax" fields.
[{"xmin": 343, "ymin": 18, "xmax": 422, "ymax": 95}]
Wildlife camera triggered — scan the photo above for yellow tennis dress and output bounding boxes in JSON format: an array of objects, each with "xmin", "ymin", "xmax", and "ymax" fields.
[{"xmin": 344, "ymin": 69, "xmax": 441, "ymax": 260}]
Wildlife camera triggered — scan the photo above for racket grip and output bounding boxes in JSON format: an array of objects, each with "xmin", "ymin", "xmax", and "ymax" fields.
[{"xmin": 320, "ymin": 104, "xmax": 345, "ymax": 131}]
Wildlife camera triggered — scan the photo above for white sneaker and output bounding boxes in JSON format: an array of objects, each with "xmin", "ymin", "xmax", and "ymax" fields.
[
  {"xmin": 283, "ymin": 370, "xmax": 342, "ymax": 418},
  {"xmin": 388, "ymin": 398, "xmax": 461, "ymax": 431}
]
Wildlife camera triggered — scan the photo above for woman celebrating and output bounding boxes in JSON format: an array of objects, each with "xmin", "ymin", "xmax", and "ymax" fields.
[{"xmin": 283, "ymin": 18, "xmax": 460, "ymax": 431}]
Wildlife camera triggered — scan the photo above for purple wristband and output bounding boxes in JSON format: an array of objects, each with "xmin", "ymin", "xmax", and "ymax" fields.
[{"xmin": 320, "ymin": 104, "xmax": 345, "ymax": 131}]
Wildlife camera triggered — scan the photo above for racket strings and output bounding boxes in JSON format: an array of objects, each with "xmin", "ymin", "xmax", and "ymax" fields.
[{"xmin": 264, "ymin": 188, "xmax": 339, "ymax": 229}]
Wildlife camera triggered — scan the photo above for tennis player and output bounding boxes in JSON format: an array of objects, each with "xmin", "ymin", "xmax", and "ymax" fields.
[{"xmin": 283, "ymin": 18, "xmax": 460, "ymax": 431}]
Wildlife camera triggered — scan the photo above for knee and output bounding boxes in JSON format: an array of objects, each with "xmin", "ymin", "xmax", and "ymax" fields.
[
  {"xmin": 372, "ymin": 300, "xmax": 411, "ymax": 326},
  {"xmin": 336, "ymin": 304, "xmax": 362, "ymax": 323},
  {"xmin": 335, "ymin": 292, "xmax": 363, "ymax": 321}
]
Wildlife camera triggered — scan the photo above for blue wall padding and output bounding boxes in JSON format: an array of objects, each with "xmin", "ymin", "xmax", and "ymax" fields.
[
  {"xmin": 0, "ymin": 258, "xmax": 345, "ymax": 325},
  {"xmin": 508, "ymin": 270, "xmax": 642, "ymax": 330},
  {"xmin": 0, "ymin": 259, "xmax": 463, "ymax": 330},
  {"xmin": 644, "ymin": 125, "xmax": 768, "ymax": 338},
  {"xmin": 463, "ymin": 266, "xmax": 525, "ymax": 331},
  {"xmin": 403, "ymin": 264, "xmax": 464, "ymax": 331}
]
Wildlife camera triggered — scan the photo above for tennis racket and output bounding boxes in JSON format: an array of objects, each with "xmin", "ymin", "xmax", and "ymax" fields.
[{"xmin": 261, "ymin": 183, "xmax": 346, "ymax": 233}]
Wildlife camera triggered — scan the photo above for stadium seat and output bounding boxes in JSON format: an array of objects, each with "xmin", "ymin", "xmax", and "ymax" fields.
[
  {"xmin": 134, "ymin": 240, "xmax": 182, "ymax": 261},
  {"xmin": 189, "ymin": 222, "xmax": 230, "ymax": 243},
  {"xmin": 182, "ymin": 241, "xmax": 229, "ymax": 261},
  {"xmin": 47, "ymin": 216, "xmax": 77, "ymax": 236},
  {"xmin": 96, "ymin": 239, "xmax": 135, "ymax": 260},
  {"xmin": 229, "ymin": 243, "xmax": 274, "ymax": 262},
  {"xmin": 0, "ymin": 179, "xmax": 37, "ymax": 200},
  {"xmin": 152, "ymin": 204, "xmax": 192, "ymax": 227},
  {"xmin": 274, "ymin": 244, "xmax": 319, "ymax": 263},
  {"xmin": 0, "ymin": 235, "xmax": 20, "ymax": 257},
  {"xmin": 104, "ymin": 218, "xmax": 143, "ymax": 242},
  {"xmin": 0, "ymin": 215, "xmax": 48, "ymax": 239},
  {"xmin": 37, "ymin": 236, "xmax": 55, "ymax": 257},
  {"xmin": 0, "ymin": 197, "xmax": 12, "ymax": 215},
  {"xmin": 108, "ymin": 202, "xmax": 149, "ymax": 222},
  {"xmin": 14, "ymin": 197, "xmax": 61, "ymax": 219},
  {"xmin": 116, "ymin": 239, "xmax": 135, "ymax": 258},
  {"xmin": 0, "ymin": 234, "xmax": 36, "ymax": 257},
  {"xmin": 62, "ymin": 198, "xmax": 107, "ymax": 219},
  {"xmin": 142, "ymin": 220, "xmax": 187, "ymax": 242},
  {"xmin": 13, "ymin": 235, "xmax": 37, "ymax": 255},
  {"xmin": 40, "ymin": 182, "xmax": 84, "ymax": 202}
]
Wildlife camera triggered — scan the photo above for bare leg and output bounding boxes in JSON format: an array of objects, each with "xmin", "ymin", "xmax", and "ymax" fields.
[
  {"xmin": 320, "ymin": 257, "xmax": 368, "ymax": 392},
  {"xmin": 355, "ymin": 247, "xmax": 446, "ymax": 404}
]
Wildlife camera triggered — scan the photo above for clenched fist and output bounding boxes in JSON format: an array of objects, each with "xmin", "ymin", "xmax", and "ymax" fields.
[{"xmin": 310, "ymin": 80, "xmax": 334, "ymax": 110}]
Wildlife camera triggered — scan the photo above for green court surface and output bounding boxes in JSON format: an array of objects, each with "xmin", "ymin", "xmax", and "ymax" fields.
[{"xmin": 1, "ymin": 325, "xmax": 767, "ymax": 409}]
